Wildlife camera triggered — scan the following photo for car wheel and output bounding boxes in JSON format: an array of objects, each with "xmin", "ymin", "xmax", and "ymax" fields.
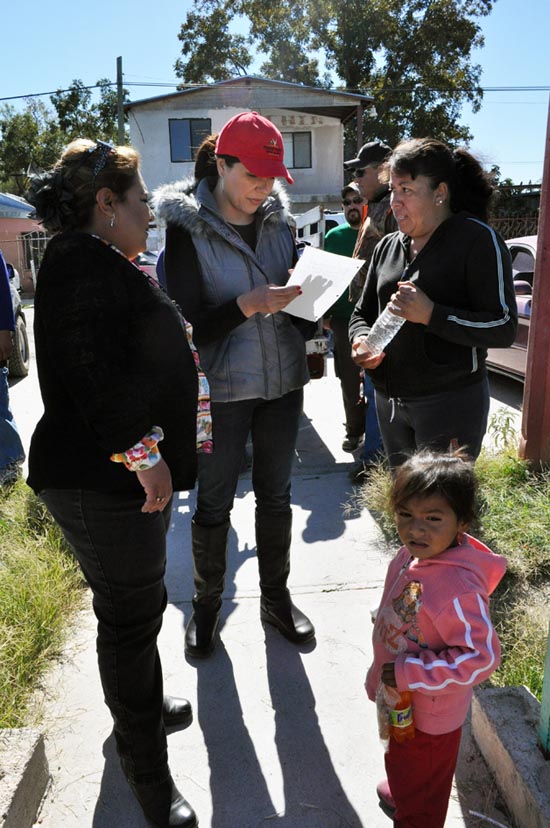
[{"xmin": 8, "ymin": 314, "xmax": 30, "ymax": 378}]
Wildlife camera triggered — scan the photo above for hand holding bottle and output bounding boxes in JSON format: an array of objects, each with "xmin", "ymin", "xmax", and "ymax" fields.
[
  {"xmin": 351, "ymin": 337, "xmax": 386, "ymax": 368},
  {"xmin": 376, "ymin": 678, "xmax": 415, "ymax": 750},
  {"xmin": 392, "ymin": 280, "xmax": 434, "ymax": 326},
  {"xmin": 381, "ymin": 662, "xmax": 396, "ymax": 686}
]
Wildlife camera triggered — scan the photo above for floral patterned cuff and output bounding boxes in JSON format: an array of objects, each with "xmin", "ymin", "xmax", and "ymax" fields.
[{"xmin": 110, "ymin": 426, "xmax": 164, "ymax": 471}]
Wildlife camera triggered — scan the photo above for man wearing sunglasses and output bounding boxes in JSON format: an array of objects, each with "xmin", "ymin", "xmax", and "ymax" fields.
[
  {"xmin": 346, "ymin": 141, "xmax": 391, "ymax": 203},
  {"xmin": 323, "ymin": 183, "xmax": 367, "ymax": 453},
  {"xmin": 343, "ymin": 141, "xmax": 396, "ymax": 480},
  {"xmin": 344, "ymin": 140, "xmax": 396, "ymax": 305}
]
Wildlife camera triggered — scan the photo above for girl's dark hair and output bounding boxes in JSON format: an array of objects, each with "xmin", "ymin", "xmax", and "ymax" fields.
[
  {"xmin": 27, "ymin": 138, "xmax": 140, "ymax": 233},
  {"xmin": 193, "ymin": 133, "xmax": 239, "ymax": 181},
  {"xmin": 389, "ymin": 138, "xmax": 495, "ymax": 222},
  {"xmin": 389, "ymin": 448, "xmax": 478, "ymax": 525}
]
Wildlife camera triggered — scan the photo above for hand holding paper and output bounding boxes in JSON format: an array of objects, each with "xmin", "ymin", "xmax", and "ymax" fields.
[
  {"xmin": 238, "ymin": 283, "xmax": 302, "ymax": 317},
  {"xmin": 283, "ymin": 246, "xmax": 365, "ymax": 322}
]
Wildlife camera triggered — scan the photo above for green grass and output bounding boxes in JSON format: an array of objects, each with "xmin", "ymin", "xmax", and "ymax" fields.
[
  {"xmin": 0, "ymin": 479, "xmax": 84, "ymax": 728},
  {"xmin": 476, "ymin": 450, "xmax": 550, "ymax": 695},
  {"xmin": 360, "ymin": 443, "xmax": 550, "ymax": 701}
]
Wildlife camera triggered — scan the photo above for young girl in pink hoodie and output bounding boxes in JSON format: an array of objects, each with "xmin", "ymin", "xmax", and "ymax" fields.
[{"xmin": 366, "ymin": 450, "xmax": 506, "ymax": 828}]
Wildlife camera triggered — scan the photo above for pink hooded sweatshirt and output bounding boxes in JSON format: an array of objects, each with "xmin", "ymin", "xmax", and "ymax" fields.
[{"xmin": 366, "ymin": 534, "xmax": 506, "ymax": 735}]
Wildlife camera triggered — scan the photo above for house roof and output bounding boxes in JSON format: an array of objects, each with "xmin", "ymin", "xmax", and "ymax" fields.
[
  {"xmin": 0, "ymin": 193, "xmax": 33, "ymax": 218},
  {"xmin": 124, "ymin": 75, "xmax": 373, "ymax": 123}
]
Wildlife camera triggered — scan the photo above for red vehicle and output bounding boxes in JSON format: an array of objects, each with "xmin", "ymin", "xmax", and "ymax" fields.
[{"xmin": 486, "ymin": 236, "xmax": 536, "ymax": 382}]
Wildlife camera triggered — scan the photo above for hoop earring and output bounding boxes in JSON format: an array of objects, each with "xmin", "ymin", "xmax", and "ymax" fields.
[{"xmin": 110, "ymin": 214, "xmax": 116, "ymax": 228}]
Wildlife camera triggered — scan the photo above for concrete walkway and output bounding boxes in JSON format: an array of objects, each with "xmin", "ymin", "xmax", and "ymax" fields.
[{"xmin": 9, "ymin": 315, "xmax": 514, "ymax": 828}]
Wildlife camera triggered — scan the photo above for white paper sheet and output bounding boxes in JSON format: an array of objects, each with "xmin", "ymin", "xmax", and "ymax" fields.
[{"xmin": 282, "ymin": 245, "xmax": 365, "ymax": 322}]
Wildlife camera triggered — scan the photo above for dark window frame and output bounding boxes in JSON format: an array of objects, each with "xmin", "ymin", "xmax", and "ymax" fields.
[
  {"xmin": 282, "ymin": 131, "xmax": 312, "ymax": 169},
  {"xmin": 169, "ymin": 117, "xmax": 212, "ymax": 163}
]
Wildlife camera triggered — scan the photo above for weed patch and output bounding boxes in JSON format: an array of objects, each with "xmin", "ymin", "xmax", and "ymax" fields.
[{"xmin": 0, "ymin": 480, "xmax": 84, "ymax": 728}]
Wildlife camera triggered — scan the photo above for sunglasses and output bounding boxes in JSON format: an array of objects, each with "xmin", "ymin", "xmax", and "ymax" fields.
[
  {"xmin": 353, "ymin": 168, "xmax": 367, "ymax": 178},
  {"xmin": 343, "ymin": 197, "xmax": 363, "ymax": 207}
]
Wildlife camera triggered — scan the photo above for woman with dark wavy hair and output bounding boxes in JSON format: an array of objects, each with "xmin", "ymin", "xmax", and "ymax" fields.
[
  {"xmin": 27, "ymin": 139, "xmax": 206, "ymax": 827},
  {"xmin": 350, "ymin": 137, "xmax": 518, "ymax": 468}
]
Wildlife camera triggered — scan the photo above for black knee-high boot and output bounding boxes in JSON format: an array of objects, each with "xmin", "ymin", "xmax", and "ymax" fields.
[
  {"xmin": 256, "ymin": 510, "xmax": 315, "ymax": 644},
  {"xmin": 184, "ymin": 520, "xmax": 230, "ymax": 658},
  {"xmin": 130, "ymin": 774, "xmax": 198, "ymax": 827}
]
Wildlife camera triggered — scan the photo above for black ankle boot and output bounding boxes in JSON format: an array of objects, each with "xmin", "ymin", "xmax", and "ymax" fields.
[
  {"xmin": 131, "ymin": 775, "xmax": 198, "ymax": 827},
  {"xmin": 184, "ymin": 604, "xmax": 220, "ymax": 658},
  {"xmin": 162, "ymin": 695, "xmax": 193, "ymax": 728},
  {"xmin": 260, "ymin": 597, "xmax": 315, "ymax": 643}
]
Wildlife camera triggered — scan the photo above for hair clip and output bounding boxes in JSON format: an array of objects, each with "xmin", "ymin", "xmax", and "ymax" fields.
[{"xmin": 90, "ymin": 140, "xmax": 115, "ymax": 186}]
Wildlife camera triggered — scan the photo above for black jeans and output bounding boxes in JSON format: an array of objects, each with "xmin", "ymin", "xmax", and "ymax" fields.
[
  {"xmin": 330, "ymin": 318, "xmax": 366, "ymax": 439},
  {"xmin": 195, "ymin": 388, "xmax": 304, "ymax": 526},
  {"xmin": 40, "ymin": 488, "xmax": 171, "ymax": 785}
]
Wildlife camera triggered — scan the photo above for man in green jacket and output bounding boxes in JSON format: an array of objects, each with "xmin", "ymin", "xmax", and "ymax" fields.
[{"xmin": 323, "ymin": 183, "xmax": 367, "ymax": 452}]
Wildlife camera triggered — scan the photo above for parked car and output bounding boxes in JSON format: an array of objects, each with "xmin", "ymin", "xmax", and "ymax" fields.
[
  {"xmin": 6, "ymin": 263, "xmax": 20, "ymax": 293},
  {"xmin": 323, "ymin": 210, "xmax": 346, "ymax": 233},
  {"xmin": 486, "ymin": 235, "xmax": 536, "ymax": 382},
  {"xmin": 7, "ymin": 273, "xmax": 30, "ymax": 377},
  {"xmin": 133, "ymin": 250, "xmax": 159, "ymax": 281}
]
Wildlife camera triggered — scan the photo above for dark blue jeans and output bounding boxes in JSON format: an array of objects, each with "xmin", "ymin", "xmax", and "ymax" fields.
[
  {"xmin": 330, "ymin": 317, "xmax": 366, "ymax": 439},
  {"xmin": 0, "ymin": 366, "xmax": 25, "ymax": 469},
  {"xmin": 362, "ymin": 372, "xmax": 383, "ymax": 464},
  {"xmin": 194, "ymin": 388, "xmax": 304, "ymax": 527},
  {"xmin": 375, "ymin": 377, "xmax": 490, "ymax": 468},
  {"xmin": 40, "ymin": 488, "xmax": 171, "ymax": 785}
]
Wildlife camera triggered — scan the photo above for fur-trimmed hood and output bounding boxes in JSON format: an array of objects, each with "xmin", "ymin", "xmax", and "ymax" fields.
[
  {"xmin": 152, "ymin": 176, "xmax": 293, "ymax": 238},
  {"xmin": 152, "ymin": 175, "xmax": 308, "ymax": 404}
]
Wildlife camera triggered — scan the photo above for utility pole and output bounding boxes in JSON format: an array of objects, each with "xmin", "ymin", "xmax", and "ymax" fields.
[
  {"xmin": 116, "ymin": 56, "xmax": 125, "ymax": 145},
  {"xmin": 519, "ymin": 95, "xmax": 550, "ymax": 464}
]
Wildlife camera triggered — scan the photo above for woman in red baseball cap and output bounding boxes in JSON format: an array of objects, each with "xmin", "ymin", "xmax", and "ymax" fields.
[{"xmin": 154, "ymin": 111, "xmax": 315, "ymax": 658}]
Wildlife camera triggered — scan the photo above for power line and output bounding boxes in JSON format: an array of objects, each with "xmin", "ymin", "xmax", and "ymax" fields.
[{"xmin": 1, "ymin": 81, "xmax": 549, "ymax": 105}]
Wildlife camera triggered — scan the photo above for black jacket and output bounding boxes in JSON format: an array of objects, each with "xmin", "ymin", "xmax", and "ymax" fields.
[
  {"xmin": 28, "ymin": 232, "xmax": 198, "ymax": 493},
  {"xmin": 349, "ymin": 212, "xmax": 517, "ymax": 397}
]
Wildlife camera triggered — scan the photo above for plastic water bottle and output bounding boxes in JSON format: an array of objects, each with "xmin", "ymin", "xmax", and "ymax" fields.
[{"xmin": 363, "ymin": 304, "xmax": 406, "ymax": 356}]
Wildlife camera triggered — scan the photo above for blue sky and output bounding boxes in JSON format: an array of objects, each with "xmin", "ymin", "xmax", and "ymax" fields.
[{"xmin": 1, "ymin": 0, "xmax": 549, "ymax": 183}]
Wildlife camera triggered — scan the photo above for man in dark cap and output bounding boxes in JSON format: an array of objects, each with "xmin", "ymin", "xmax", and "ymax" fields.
[
  {"xmin": 343, "ymin": 141, "xmax": 396, "ymax": 481},
  {"xmin": 344, "ymin": 140, "xmax": 396, "ymax": 302},
  {"xmin": 344, "ymin": 140, "xmax": 392, "ymax": 205}
]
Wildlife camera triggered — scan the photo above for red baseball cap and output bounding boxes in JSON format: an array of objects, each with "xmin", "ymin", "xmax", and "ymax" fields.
[{"xmin": 215, "ymin": 111, "xmax": 294, "ymax": 184}]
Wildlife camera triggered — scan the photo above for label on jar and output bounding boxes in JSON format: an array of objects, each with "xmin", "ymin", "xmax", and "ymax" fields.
[{"xmin": 389, "ymin": 705, "xmax": 413, "ymax": 729}]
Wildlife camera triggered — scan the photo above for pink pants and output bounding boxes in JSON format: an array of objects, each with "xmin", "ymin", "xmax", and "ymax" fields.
[{"xmin": 384, "ymin": 726, "xmax": 462, "ymax": 828}]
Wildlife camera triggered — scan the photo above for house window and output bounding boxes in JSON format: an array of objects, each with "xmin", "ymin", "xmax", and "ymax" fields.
[
  {"xmin": 282, "ymin": 132, "xmax": 312, "ymax": 169},
  {"xmin": 169, "ymin": 118, "xmax": 211, "ymax": 163}
]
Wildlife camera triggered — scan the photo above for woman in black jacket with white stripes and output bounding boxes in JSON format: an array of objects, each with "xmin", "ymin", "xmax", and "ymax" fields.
[{"xmin": 350, "ymin": 138, "xmax": 517, "ymax": 467}]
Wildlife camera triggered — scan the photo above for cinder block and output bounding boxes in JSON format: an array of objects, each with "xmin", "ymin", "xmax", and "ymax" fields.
[
  {"xmin": 472, "ymin": 687, "xmax": 550, "ymax": 828},
  {"xmin": 0, "ymin": 729, "xmax": 50, "ymax": 828}
]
